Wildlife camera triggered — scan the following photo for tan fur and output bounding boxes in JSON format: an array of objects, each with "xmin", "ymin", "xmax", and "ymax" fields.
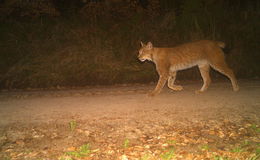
[{"xmin": 138, "ymin": 40, "xmax": 239, "ymax": 96}]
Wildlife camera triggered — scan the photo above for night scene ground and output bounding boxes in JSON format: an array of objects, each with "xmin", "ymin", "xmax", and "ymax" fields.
[
  {"xmin": 0, "ymin": 0, "xmax": 259, "ymax": 160},
  {"xmin": 0, "ymin": 80, "xmax": 260, "ymax": 159}
]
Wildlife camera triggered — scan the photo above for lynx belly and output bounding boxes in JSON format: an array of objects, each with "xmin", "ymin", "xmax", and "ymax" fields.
[{"xmin": 170, "ymin": 60, "xmax": 208, "ymax": 72}]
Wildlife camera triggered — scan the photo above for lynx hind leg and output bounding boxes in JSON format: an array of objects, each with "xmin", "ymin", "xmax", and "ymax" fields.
[
  {"xmin": 196, "ymin": 64, "xmax": 211, "ymax": 94},
  {"xmin": 167, "ymin": 71, "xmax": 183, "ymax": 91},
  {"xmin": 210, "ymin": 62, "xmax": 239, "ymax": 91}
]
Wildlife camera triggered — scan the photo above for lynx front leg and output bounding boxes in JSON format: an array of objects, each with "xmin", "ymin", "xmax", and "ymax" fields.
[
  {"xmin": 149, "ymin": 75, "xmax": 168, "ymax": 96},
  {"xmin": 167, "ymin": 71, "xmax": 183, "ymax": 91}
]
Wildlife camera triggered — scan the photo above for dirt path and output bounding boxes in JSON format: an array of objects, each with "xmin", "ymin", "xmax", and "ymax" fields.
[{"xmin": 0, "ymin": 80, "xmax": 260, "ymax": 160}]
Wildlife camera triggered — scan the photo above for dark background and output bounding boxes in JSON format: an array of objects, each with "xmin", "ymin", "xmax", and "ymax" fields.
[{"xmin": 0, "ymin": 0, "xmax": 259, "ymax": 89}]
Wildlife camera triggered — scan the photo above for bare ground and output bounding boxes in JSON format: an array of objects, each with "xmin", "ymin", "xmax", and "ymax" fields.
[{"xmin": 0, "ymin": 80, "xmax": 259, "ymax": 160}]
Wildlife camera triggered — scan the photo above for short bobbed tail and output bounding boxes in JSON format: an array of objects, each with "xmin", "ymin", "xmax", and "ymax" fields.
[{"xmin": 216, "ymin": 41, "xmax": 225, "ymax": 48}]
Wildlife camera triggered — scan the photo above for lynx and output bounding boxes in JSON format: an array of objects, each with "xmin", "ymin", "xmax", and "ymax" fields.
[{"xmin": 138, "ymin": 40, "xmax": 239, "ymax": 96}]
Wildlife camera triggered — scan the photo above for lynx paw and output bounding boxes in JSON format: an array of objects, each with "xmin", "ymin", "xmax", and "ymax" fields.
[
  {"xmin": 195, "ymin": 90, "xmax": 204, "ymax": 94},
  {"xmin": 148, "ymin": 91, "xmax": 158, "ymax": 97},
  {"xmin": 233, "ymin": 86, "xmax": 239, "ymax": 92},
  {"xmin": 169, "ymin": 85, "xmax": 183, "ymax": 91}
]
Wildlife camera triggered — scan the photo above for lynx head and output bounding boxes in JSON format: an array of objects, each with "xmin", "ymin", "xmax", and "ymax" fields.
[{"xmin": 138, "ymin": 41, "xmax": 154, "ymax": 62}]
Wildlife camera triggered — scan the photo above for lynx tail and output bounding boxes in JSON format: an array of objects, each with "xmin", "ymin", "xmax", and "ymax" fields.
[{"xmin": 216, "ymin": 41, "xmax": 225, "ymax": 48}]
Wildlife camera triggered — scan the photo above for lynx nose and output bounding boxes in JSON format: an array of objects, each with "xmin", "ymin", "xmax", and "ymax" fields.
[
  {"xmin": 138, "ymin": 53, "xmax": 142, "ymax": 59},
  {"xmin": 138, "ymin": 54, "xmax": 143, "ymax": 59}
]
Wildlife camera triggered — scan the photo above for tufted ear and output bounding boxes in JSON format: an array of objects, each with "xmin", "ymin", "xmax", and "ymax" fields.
[
  {"xmin": 147, "ymin": 42, "xmax": 153, "ymax": 49},
  {"xmin": 140, "ymin": 41, "xmax": 144, "ymax": 47}
]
